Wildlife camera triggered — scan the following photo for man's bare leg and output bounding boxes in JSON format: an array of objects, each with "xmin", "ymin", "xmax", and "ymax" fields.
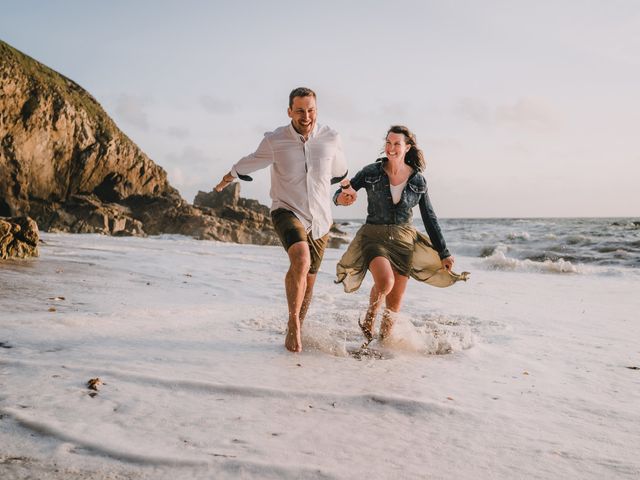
[
  {"xmin": 284, "ymin": 242, "xmax": 311, "ymax": 352},
  {"xmin": 298, "ymin": 273, "xmax": 317, "ymax": 327}
]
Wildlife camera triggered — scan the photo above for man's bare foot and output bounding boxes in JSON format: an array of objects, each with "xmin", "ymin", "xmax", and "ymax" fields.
[{"xmin": 285, "ymin": 319, "xmax": 302, "ymax": 352}]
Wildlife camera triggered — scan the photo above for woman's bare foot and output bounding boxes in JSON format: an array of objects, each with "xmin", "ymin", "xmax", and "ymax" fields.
[
  {"xmin": 285, "ymin": 319, "xmax": 302, "ymax": 352},
  {"xmin": 358, "ymin": 317, "xmax": 374, "ymax": 345},
  {"xmin": 358, "ymin": 308, "xmax": 376, "ymax": 345},
  {"xmin": 379, "ymin": 309, "xmax": 396, "ymax": 342}
]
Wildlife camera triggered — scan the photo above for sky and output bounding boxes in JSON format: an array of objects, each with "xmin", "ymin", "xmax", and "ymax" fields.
[{"xmin": 2, "ymin": 0, "xmax": 639, "ymax": 218}]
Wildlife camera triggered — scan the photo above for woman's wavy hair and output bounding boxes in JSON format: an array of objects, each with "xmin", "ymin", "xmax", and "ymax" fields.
[{"xmin": 384, "ymin": 125, "xmax": 426, "ymax": 172}]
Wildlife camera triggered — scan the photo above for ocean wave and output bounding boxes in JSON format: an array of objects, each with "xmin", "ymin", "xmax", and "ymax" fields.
[
  {"xmin": 506, "ymin": 231, "xmax": 530, "ymax": 241},
  {"xmin": 480, "ymin": 250, "xmax": 582, "ymax": 274},
  {"xmin": 611, "ymin": 220, "xmax": 640, "ymax": 229},
  {"xmin": 461, "ymin": 232, "xmax": 491, "ymax": 241},
  {"xmin": 566, "ymin": 234, "xmax": 592, "ymax": 245}
]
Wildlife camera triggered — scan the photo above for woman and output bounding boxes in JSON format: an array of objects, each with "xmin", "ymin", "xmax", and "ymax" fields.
[{"xmin": 335, "ymin": 125, "xmax": 468, "ymax": 345}]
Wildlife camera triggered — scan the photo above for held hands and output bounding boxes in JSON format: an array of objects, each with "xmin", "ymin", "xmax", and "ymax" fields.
[
  {"xmin": 336, "ymin": 186, "xmax": 357, "ymax": 206},
  {"xmin": 214, "ymin": 172, "xmax": 235, "ymax": 192},
  {"xmin": 441, "ymin": 256, "xmax": 455, "ymax": 272}
]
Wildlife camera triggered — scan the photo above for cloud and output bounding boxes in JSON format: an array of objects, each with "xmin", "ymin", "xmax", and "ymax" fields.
[
  {"xmin": 165, "ymin": 146, "xmax": 212, "ymax": 169},
  {"xmin": 320, "ymin": 94, "xmax": 361, "ymax": 121},
  {"xmin": 348, "ymin": 133, "xmax": 379, "ymax": 145},
  {"xmin": 423, "ymin": 136, "xmax": 464, "ymax": 150},
  {"xmin": 114, "ymin": 94, "xmax": 151, "ymax": 130},
  {"xmin": 163, "ymin": 146, "xmax": 218, "ymax": 200},
  {"xmin": 199, "ymin": 95, "xmax": 235, "ymax": 114},
  {"xmin": 455, "ymin": 97, "xmax": 492, "ymax": 124},
  {"xmin": 165, "ymin": 126, "xmax": 190, "ymax": 139},
  {"xmin": 496, "ymin": 97, "xmax": 559, "ymax": 130},
  {"xmin": 380, "ymin": 103, "xmax": 409, "ymax": 118},
  {"xmin": 455, "ymin": 96, "xmax": 560, "ymax": 131}
]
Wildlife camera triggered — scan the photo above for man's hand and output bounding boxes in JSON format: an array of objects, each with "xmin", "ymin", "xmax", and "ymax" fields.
[
  {"xmin": 214, "ymin": 172, "xmax": 235, "ymax": 192},
  {"xmin": 336, "ymin": 186, "xmax": 357, "ymax": 206}
]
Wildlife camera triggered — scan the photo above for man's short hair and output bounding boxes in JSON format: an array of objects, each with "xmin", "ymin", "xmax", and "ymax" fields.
[{"xmin": 289, "ymin": 87, "xmax": 316, "ymax": 108}]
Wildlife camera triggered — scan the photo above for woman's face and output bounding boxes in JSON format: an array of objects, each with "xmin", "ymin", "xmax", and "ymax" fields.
[{"xmin": 385, "ymin": 132, "xmax": 410, "ymax": 160}]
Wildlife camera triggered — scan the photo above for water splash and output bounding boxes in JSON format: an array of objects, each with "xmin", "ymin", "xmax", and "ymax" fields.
[{"xmin": 376, "ymin": 311, "xmax": 475, "ymax": 355}]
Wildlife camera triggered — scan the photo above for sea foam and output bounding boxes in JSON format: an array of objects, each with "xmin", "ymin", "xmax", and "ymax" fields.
[{"xmin": 481, "ymin": 250, "xmax": 581, "ymax": 274}]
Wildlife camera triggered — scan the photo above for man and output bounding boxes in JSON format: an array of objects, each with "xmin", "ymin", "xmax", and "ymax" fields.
[{"xmin": 215, "ymin": 87, "xmax": 355, "ymax": 352}]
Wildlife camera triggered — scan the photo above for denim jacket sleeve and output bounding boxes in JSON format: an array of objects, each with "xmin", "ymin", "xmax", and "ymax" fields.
[
  {"xmin": 419, "ymin": 189, "xmax": 451, "ymax": 259},
  {"xmin": 333, "ymin": 166, "xmax": 367, "ymax": 205},
  {"xmin": 349, "ymin": 167, "xmax": 367, "ymax": 191}
]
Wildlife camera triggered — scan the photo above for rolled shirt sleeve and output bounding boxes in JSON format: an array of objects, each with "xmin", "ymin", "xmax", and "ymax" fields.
[
  {"xmin": 330, "ymin": 134, "xmax": 348, "ymax": 184},
  {"xmin": 230, "ymin": 135, "xmax": 274, "ymax": 180}
]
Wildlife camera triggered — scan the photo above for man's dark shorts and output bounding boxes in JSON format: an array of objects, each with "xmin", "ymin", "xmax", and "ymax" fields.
[{"xmin": 270, "ymin": 208, "xmax": 329, "ymax": 274}]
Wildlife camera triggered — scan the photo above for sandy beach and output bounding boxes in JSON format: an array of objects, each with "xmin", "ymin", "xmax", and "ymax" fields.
[{"xmin": 1, "ymin": 232, "xmax": 639, "ymax": 479}]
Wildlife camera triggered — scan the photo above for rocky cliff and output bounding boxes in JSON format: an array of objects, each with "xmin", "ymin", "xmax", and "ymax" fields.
[
  {"xmin": 0, "ymin": 40, "xmax": 330, "ymax": 246},
  {"xmin": 0, "ymin": 40, "xmax": 177, "ymax": 218}
]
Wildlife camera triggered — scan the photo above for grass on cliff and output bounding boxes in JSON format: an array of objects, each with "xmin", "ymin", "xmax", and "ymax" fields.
[{"xmin": 1, "ymin": 39, "xmax": 122, "ymax": 142}]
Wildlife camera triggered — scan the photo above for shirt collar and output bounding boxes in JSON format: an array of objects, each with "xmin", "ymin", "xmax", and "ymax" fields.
[{"xmin": 288, "ymin": 122, "xmax": 319, "ymax": 142}]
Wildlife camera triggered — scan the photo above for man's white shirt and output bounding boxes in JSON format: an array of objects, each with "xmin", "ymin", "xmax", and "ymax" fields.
[{"xmin": 231, "ymin": 123, "xmax": 347, "ymax": 239}]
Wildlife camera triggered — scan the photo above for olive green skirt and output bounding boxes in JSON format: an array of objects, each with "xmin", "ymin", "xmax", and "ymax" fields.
[{"xmin": 335, "ymin": 224, "xmax": 469, "ymax": 293}]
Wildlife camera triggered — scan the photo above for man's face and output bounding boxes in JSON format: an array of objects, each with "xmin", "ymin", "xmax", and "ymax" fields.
[{"xmin": 288, "ymin": 95, "xmax": 317, "ymax": 138}]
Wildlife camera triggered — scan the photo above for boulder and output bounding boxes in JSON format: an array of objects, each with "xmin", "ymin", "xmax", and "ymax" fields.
[{"xmin": 0, "ymin": 216, "xmax": 39, "ymax": 259}]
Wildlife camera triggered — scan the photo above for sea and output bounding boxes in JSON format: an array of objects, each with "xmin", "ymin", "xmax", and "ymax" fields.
[{"xmin": 335, "ymin": 217, "xmax": 640, "ymax": 274}]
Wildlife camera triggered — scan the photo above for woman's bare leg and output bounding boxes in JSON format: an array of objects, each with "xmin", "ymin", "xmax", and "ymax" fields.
[
  {"xmin": 380, "ymin": 270, "xmax": 409, "ymax": 340},
  {"xmin": 361, "ymin": 257, "xmax": 395, "ymax": 340}
]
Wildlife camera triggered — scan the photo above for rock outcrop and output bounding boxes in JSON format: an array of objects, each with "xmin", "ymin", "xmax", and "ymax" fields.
[
  {"xmin": 0, "ymin": 40, "xmax": 349, "ymax": 248},
  {"xmin": 0, "ymin": 216, "xmax": 39, "ymax": 259},
  {"xmin": 0, "ymin": 40, "xmax": 177, "ymax": 219}
]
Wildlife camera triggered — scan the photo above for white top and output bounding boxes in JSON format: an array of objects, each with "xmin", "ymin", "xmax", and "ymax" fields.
[
  {"xmin": 390, "ymin": 180, "xmax": 407, "ymax": 205},
  {"xmin": 231, "ymin": 123, "xmax": 348, "ymax": 239}
]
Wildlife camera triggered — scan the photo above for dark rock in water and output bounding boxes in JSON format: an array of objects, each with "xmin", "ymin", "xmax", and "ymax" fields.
[
  {"xmin": 0, "ymin": 216, "xmax": 39, "ymax": 259},
  {"xmin": 479, "ymin": 246, "xmax": 496, "ymax": 257},
  {"xmin": 328, "ymin": 223, "xmax": 349, "ymax": 249}
]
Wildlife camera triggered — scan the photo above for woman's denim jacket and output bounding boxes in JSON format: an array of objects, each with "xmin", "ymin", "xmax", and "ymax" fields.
[{"xmin": 335, "ymin": 159, "xmax": 451, "ymax": 259}]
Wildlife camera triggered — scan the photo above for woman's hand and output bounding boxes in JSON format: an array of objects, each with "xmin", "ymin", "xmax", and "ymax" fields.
[
  {"xmin": 336, "ymin": 185, "xmax": 357, "ymax": 206},
  {"xmin": 441, "ymin": 256, "xmax": 455, "ymax": 271},
  {"xmin": 214, "ymin": 173, "xmax": 235, "ymax": 192}
]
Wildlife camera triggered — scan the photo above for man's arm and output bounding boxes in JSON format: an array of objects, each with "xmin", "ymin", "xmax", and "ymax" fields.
[
  {"xmin": 214, "ymin": 172, "xmax": 236, "ymax": 192},
  {"xmin": 214, "ymin": 135, "xmax": 274, "ymax": 192},
  {"xmin": 331, "ymin": 134, "xmax": 355, "ymax": 205}
]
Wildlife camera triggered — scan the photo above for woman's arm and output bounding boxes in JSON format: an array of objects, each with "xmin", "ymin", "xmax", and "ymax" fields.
[
  {"xmin": 418, "ymin": 190, "xmax": 451, "ymax": 260},
  {"xmin": 333, "ymin": 168, "xmax": 365, "ymax": 206}
]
